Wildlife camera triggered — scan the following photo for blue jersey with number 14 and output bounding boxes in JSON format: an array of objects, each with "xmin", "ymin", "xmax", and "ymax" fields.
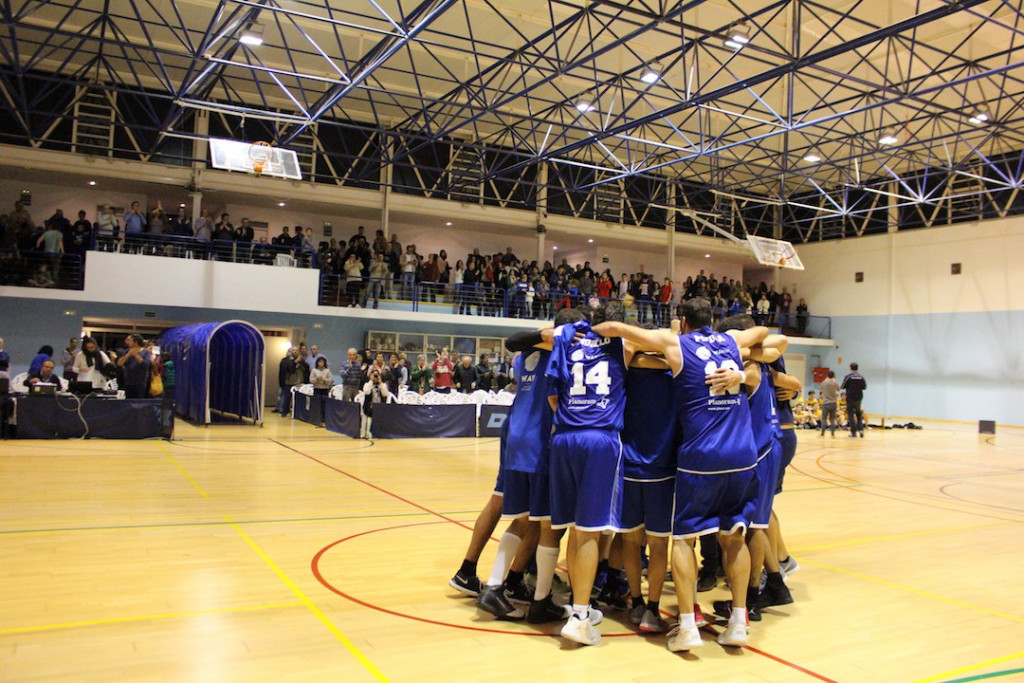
[{"xmin": 545, "ymin": 320, "xmax": 627, "ymax": 431}]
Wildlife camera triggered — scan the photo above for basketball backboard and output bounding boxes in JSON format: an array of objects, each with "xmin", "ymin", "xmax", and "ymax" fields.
[
  {"xmin": 747, "ymin": 235, "xmax": 804, "ymax": 270},
  {"xmin": 208, "ymin": 138, "xmax": 302, "ymax": 181}
]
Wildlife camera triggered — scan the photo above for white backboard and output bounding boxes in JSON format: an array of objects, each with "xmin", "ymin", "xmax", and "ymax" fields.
[{"xmin": 209, "ymin": 138, "xmax": 302, "ymax": 181}]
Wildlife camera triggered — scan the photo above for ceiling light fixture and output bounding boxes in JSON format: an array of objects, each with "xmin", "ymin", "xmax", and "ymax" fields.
[
  {"xmin": 575, "ymin": 99, "xmax": 596, "ymax": 113},
  {"xmin": 640, "ymin": 62, "xmax": 663, "ymax": 85},
  {"xmin": 88, "ymin": 180, "xmax": 96, "ymax": 186},
  {"xmin": 587, "ymin": 238, "xmax": 594, "ymax": 243},
  {"xmin": 278, "ymin": 201, "xmax": 286, "ymax": 207},
  {"xmin": 724, "ymin": 24, "xmax": 750, "ymax": 49},
  {"xmin": 878, "ymin": 129, "xmax": 899, "ymax": 146},
  {"xmin": 239, "ymin": 22, "xmax": 264, "ymax": 46},
  {"xmin": 803, "ymin": 153, "xmax": 822, "ymax": 163},
  {"xmin": 968, "ymin": 110, "xmax": 991, "ymax": 125},
  {"xmin": 705, "ymin": 253, "xmax": 711, "ymax": 258},
  {"xmin": 552, "ymin": 245, "xmax": 558, "ymax": 250},
  {"xmin": 445, "ymin": 221, "xmax": 452, "ymax": 226}
]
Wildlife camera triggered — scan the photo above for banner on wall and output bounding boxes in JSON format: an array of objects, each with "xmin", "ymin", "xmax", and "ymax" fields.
[
  {"xmin": 371, "ymin": 404, "xmax": 477, "ymax": 439},
  {"xmin": 478, "ymin": 405, "xmax": 510, "ymax": 437}
]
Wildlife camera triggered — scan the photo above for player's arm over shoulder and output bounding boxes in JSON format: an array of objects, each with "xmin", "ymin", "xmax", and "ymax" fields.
[
  {"xmin": 629, "ymin": 353, "xmax": 670, "ymax": 370},
  {"xmin": 505, "ymin": 326, "xmax": 555, "ymax": 352},
  {"xmin": 725, "ymin": 325, "xmax": 770, "ymax": 351}
]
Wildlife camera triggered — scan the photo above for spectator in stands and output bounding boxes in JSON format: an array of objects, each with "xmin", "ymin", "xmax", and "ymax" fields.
[
  {"xmin": 59, "ymin": 337, "xmax": 78, "ymax": 381},
  {"xmin": 431, "ymin": 348, "xmax": 454, "ymax": 393},
  {"xmin": 213, "ymin": 214, "xmax": 234, "ymax": 241},
  {"xmin": 72, "ymin": 336, "xmax": 110, "ymax": 389},
  {"xmin": 342, "ymin": 252, "xmax": 363, "ymax": 306},
  {"xmin": 193, "ymin": 208, "xmax": 211, "ymax": 244},
  {"xmin": 170, "ymin": 206, "xmax": 192, "ymax": 236},
  {"xmin": 453, "ymin": 355, "xmax": 479, "ymax": 393},
  {"xmin": 26, "ymin": 264, "xmax": 55, "ymax": 288},
  {"xmin": 779, "ymin": 286, "xmax": 793, "ymax": 328},
  {"xmin": 339, "ymin": 348, "xmax": 365, "ymax": 401},
  {"xmin": 236, "ymin": 217, "xmax": 255, "ymax": 243},
  {"xmin": 796, "ymin": 298, "xmax": 809, "ymax": 333},
  {"xmin": 272, "ymin": 226, "xmax": 291, "ymax": 245},
  {"xmin": 364, "ymin": 250, "xmax": 389, "ymax": 309},
  {"xmin": 36, "ymin": 220, "xmax": 64, "ymax": 279},
  {"xmin": 0, "ymin": 337, "xmax": 9, "ymax": 380},
  {"xmin": 400, "ymin": 244, "xmax": 418, "ymax": 299},
  {"xmin": 755, "ymin": 292, "xmax": 771, "ymax": 324},
  {"xmin": 27, "ymin": 359, "xmax": 61, "ymax": 387},
  {"xmin": 392, "ymin": 354, "xmax": 408, "ymax": 392},
  {"xmin": 9, "ymin": 201, "xmax": 33, "ymax": 246},
  {"xmin": 96, "ymin": 204, "xmax": 119, "ymax": 247},
  {"xmin": 410, "ymin": 354, "xmax": 433, "ymax": 394},
  {"xmin": 309, "ymin": 344, "xmax": 327, "ymax": 369},
  {"xmin": 28, "ymin": 345, "xmax": 53, "ymax": 376},
  {"xmin": 67, "ymin": 214, "xmax": 90, "ymax": 260},
  {"xmin": 476, "ymin": 353, "xmax": 494, "ymax": 391},
  {"xmin": 147, "ymin": 202, "xmax": 167, "ymax": 235},
  {"xmin": 117, "ymin": 334, "xmax": 152, "ymax": 399}
]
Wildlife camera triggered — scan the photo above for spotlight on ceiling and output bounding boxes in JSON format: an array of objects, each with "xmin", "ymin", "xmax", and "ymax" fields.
[
  {"xmin": 803, "ymin": 153, "xmax": 822, "ymax": 163},
  {"xmin": 575, "ymin": 99, "xmax": 596, "ymax": 113},
  {"xmin": 640, "ymin": 62, "xmax": 663, "ymax": 85},
  {"xmin": 724, "ymin": 25, "xmax": 750, "ymax": 49},
  {"xmin": 968, "ymin": 110, "xmax": 991, "ymax": 125},
  {"xmin": 878, "ymin": 129, "xmax": 899, "ymax": 146},
  {"xmin": 239, "ymin": 22, "xmax": 264, "ymax": 46}
]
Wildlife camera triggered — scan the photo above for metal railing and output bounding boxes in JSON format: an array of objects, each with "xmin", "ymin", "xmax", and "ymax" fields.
[
  {"xmin": 317, "ymin": 274, "xmax": 833, "ymax": 338},
  {"xmin": 0, "ymin": 248, "xmax": 84, "ymax": 290},
  {"xmin": 91, "ymin": 232, "xmax": 315, "ymax": 267}
]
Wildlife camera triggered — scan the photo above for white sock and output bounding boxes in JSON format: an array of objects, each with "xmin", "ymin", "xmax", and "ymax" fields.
[
  {"xmin": 729, "ymin": 606, "xmax": 747, "ymax": 626},
  {"xmin": 571, "ymin": 603, "xmax": 590, "ymax": 619},
  {"xmin": 534, "ymin": 545, "xmax": 560, "ymax": 600},
  {"xmin": 678, "ymin": 612, "xmax": 696, "ymax": 630},
  {"xmin": 486, "ymin": 532, "xmax": 522, "ymax": 587}
]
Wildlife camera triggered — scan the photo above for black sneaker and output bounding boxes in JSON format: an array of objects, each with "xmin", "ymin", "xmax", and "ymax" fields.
[
  {"xmin": 476, "ymin": 586, "xmax": 525, "ymax": 620},
  {"xmin": 696, "ymin": 571, "xmax": 717, "ymax": 592},
  {"xmin": 713, "ymin": 599, "xmax": 760, "ymax": 622},
  {"xmin": 527, "ymin": 594, "xmax": 568, "ymax": 624},
  {"xmin": 758, "ymin": 579, "xmax": 794, "ymax": 608},
  {"xmin": 594, "ymin": 583, "xmax": 627, "ymax": 610},
  {"xmin": 449, "ymin": 572, "xmax": 483, "ymax": 597},
  {"xmin": 505, "ymin": 580, "xmax": 533, "ymax": 606}
]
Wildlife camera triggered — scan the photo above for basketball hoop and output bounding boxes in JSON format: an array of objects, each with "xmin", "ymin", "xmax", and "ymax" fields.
[{"xmin": 248, "ymin": 141, "xmax": 274, "ymax": 176}]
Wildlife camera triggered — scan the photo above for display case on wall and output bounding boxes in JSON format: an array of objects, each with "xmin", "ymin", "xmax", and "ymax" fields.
[{"xmin": 367, "ymin": 331, "xmax": 507, "ymax": 361}]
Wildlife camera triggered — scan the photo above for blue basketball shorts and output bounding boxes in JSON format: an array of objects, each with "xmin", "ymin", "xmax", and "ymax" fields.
[
  {"xmin": 751, "ymin": 440, "xmax": 782, "ymax": 528},
  {"xmin": 549, "ymin": 428, "xmax": 623, "ymax": 532},
  {"xmin": 672, "ymin": 467, "xmax": 759, "ymax": 539},
  {"xmin": 620, "ymin": 476, "xmax": 674, "ymax": 536},
  {"xmin": 502, "ymin": 469, "xmax": 550, "ymax": 520},
  {"xmin": 775, "ymin": 428, "xmax": 798, "ymax": 493}
]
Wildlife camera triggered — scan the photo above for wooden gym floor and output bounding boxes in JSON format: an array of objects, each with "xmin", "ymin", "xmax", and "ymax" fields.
[{"xmin": 1, "ymin": 418, "xmax": 1022, "ymax": 682}]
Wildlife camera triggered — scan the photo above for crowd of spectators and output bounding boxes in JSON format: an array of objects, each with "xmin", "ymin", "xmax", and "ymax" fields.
[
  {"xmin": 3, "ymin": 200, "xmax": 813, "ymax": 333},
  {"xmin": 0, "ymin": 202, "xmax": 92, "ymax": 288}
]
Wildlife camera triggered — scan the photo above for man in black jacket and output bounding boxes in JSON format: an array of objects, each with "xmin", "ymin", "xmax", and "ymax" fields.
[
  {"xmin": 453, "ymin": 355, "xmax": 480, "ymax": 393},
  {"xmin": 841, "ymin": 362, "xmax": 868, "ymax": 438}
]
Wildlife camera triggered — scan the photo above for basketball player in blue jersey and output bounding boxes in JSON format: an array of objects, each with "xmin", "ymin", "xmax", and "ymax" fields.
[
  {"xmin": 620, "ymin": 351, "xmax": 679, "ymax": 634},
  {"xmin": 593, "ymin": 297, "xmax": 778, "ymax": 651},
  {"xmin": 713, "ymin": 314, "xmax": 792, "ymax": 621},
  {"xmin": 768, "ymin": 356, "xmax": 804, "ymax": 584},
  {"xmin": 476, "ymin": 308, "xmax": 587, "ymax": 624},
  {"xmin": 544, "ymin": 305, "xmax": 631, "ymax": 646}
]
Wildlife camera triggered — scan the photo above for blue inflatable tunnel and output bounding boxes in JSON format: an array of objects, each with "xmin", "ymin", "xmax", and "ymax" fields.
[{"xmin": 159, "ymin": 321, "xmax": 265, "ymax": 425}]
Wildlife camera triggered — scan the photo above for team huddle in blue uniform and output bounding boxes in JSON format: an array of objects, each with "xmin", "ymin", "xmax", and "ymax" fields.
[{"xmin": 450, "ymin": 297, "xmax": 800, "ymax": 652}]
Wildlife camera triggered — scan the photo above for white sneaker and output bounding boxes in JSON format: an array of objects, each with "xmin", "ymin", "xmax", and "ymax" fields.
[
  {"xmin": 561, "ymin": 613, "xmax": 601, "ymax": 646},
  {"xmin": 780, "ymin": 556, "xmax": 800, "ymax": 577},
  {"xmin": 666, "ymin": 624, "xmax": 704, "ymax": 652},
  {"xmin": 628, "ymin": 602, "xmax": 645, "ymax": 626},
  {"xmin": 717, "ymin": 621, "xmax": 748, "ymax": 647},
  {"xmin": 639, "ymin": 610, "xmax": 669, "ymax": 633}
]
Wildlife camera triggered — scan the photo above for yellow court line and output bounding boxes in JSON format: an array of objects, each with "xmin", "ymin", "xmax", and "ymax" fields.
[
  {"xmin": 0, "ymin": 602, "xmax": 303, "ymax": 635},
  {"xmin": 790, "ymin": 520, "xmax": 1007, "ymax": 553},
  {"xmin": 230, "ymin": 521, "xmax": 389, "ymax": 682},
  {"xmin": 162, "ymin": 447, "xmax": 210, "ymax": 499},
  {"xmin": 162, "ymin": 443, "xmax": 388, "ymax": 680},
  {"xmin": 910, "ymin": 650, "xmax": 1024, "ymax": 683},
  {"xmin": 804, "ymin": 559, "xmax": 1024, "ymax": 623}
]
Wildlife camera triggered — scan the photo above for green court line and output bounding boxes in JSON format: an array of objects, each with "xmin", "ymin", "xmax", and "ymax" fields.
[
  {"xmin": 0, "ymin": 510, "xmax": 480, "ymax": 536},
  {"xmin": 941, "ymin": 668, "xmax": 1024, "ymax": 683}
]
